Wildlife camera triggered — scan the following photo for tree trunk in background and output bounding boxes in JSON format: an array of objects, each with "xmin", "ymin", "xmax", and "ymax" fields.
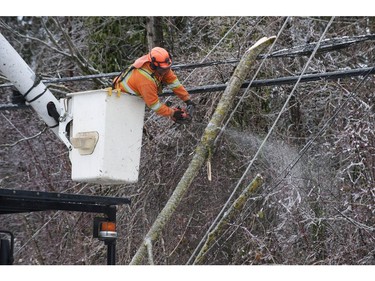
[
  {"xmin": 129, "ymin": 36, "xmax": 276, "ymax": 265},
  {"xmin": 146, "ymin": 17, "xmax": 164, "ymax": 50}
]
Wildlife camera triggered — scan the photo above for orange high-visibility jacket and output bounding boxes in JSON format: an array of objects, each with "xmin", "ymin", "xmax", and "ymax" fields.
[{"xmin": 115, "ymin": 55, "xmax": 190, "ymax": 117}]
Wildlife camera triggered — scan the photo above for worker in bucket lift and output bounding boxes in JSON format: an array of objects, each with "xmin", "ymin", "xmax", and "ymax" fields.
[{"xmin": 113, "ymin": 47, "xmax": 195, "ymax": 124}]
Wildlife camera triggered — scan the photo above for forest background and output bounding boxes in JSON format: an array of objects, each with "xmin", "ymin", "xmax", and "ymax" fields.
[{"xmin": 0, "ymin": 15, "xmax": 374, "ymax": 266}]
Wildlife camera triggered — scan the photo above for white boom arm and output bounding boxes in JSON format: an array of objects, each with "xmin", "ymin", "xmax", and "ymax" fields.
[
  {"xmin": 1, "ymin": 33, "xmax": 145, "ymax": 184},
  {"xmin": 0, "ymin": 33, "xmax": 61, "ymax": 138}
]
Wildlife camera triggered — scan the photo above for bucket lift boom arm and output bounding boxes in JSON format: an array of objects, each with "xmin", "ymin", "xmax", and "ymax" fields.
[{"xmin": 0, "ymin": 33, "xmax": 72, "ymax": 149}]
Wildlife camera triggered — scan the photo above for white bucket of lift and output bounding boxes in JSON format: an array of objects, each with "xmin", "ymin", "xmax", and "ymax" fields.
[{"xmin": 67, "ymin": 88, "xmax": 145, "ymax": 184}]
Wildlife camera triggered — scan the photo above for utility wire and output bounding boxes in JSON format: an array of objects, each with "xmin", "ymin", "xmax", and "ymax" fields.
[
  {"xmin": 188, "ymin": 16, "xmax": 336, "ymax": 264},
  {"xmin": 162, "ymin": 66, "xmax": 375, "ymax": 95},
  {"xmin": 2, "ymin": 66, "xmax": 374, "ymax": 111},
  {"xmin": 258, "ymin": 33, "xmax": 375, "ymax": 59},
  {"xmin": 1, "ymin": 33, "xmax": 373, "ymax": 90}
]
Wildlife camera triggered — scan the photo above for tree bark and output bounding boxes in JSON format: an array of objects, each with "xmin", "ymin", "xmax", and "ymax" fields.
[
  {"xmin": 146, "ymin": 17, "xmax": 164, "ymax": 50},
  {"xmin": 129, "ymin": 36, "xmax": 276, "ymax": 265}
]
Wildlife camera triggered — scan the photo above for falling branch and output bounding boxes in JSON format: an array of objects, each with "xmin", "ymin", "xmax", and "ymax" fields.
[{"xmin": 129, "ymin": 36, "xmax": 275, "ymax": 265}]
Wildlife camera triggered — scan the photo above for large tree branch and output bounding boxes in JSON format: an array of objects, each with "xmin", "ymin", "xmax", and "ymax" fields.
[{"xmin": 129, "ymin": 36, "xmax": 276, "ymax": 265}]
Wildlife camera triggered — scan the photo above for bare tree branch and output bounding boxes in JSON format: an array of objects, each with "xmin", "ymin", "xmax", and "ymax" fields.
[{"xmin": 193, "ymin": 174, "xmax": 263, "ymax": 264}]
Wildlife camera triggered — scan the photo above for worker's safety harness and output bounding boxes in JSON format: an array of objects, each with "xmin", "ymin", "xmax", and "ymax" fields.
[
  {"xmin": 112, "ymin": 66, "xmax": 163, "ymax": 95},
  {"xmin": 112, "ymin": 66, "xmax": 133, "ymax": 90}
]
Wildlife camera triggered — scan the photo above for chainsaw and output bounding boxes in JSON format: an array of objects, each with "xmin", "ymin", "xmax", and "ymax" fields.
[{"xmin": 171, "ymin": 106, "xmax": 192, "ymax": 124}]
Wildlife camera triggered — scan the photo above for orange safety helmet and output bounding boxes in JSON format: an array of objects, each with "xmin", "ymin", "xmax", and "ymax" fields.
[{"xmin": 149, "ymin": 47, "xmax": 172, "ymax": 70}]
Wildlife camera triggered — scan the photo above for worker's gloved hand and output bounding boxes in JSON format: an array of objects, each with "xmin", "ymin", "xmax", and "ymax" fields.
[
  {"xmin": 184, "ymin": 100, "xmax": 195, "ymax": 118},
  {"xmin": 172, "ymin": 108, "xmax": 191, "ymax": 124}
]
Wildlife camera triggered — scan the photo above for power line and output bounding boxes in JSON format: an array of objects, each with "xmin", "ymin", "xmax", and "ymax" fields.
[
  {"xmin": 2, "ymin": 66, "xmax": 374, "ymax": 111},
  {"xmin": 161, "ymin": 66, "xmax": 375, "ymax": 96},
  {"xmin": 1, "ymin": 34, "xmax": 374, "ymax": 90},
  {"xmin": 258, "ymin": 33, "xmax": 375, "ymax": 58}
]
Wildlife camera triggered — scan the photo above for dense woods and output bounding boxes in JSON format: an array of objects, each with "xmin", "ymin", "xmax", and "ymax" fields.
[{"xmin": 0, "ymin": 16, "xmax": 374, "ymax": 265}]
